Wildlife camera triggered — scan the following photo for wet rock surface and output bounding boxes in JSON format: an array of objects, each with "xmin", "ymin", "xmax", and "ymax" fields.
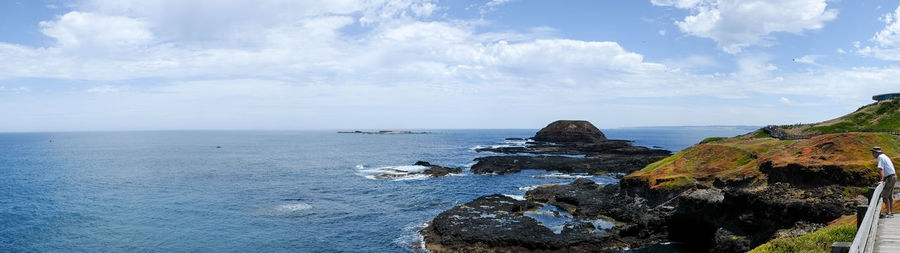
[
  {"xmin": 414, "ymin": 161, "xmax": 463, "ymax": 177},
  {"xmin": 423, "ymin": 180, "xmax": 669, "ymax": 252},
  {"xmin": 425, "ymin": 178, "xmax": 862, "ymax": 253},
  {"xmin": 423, "ymin": 120, "xmax": 675, "ymax": 252},
  {"xmin": 363, "ymin": 161, "xmax": 461, "ymax": 179},
  {"xmin": 470, "ymin": 155, "xmax": 662, "ymax": 175},
  {"xmin": 665, "ymin": 183, "xmax": 857, "ymax": 252}
]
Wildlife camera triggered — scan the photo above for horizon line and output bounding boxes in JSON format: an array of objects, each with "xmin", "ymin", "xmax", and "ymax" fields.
[{"xmin": 0, "ymin": 125, "xmax": 763, "ymax": 134}]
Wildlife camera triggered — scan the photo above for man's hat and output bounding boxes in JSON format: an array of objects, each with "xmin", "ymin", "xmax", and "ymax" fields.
[{"xmin": 872, "ymin": 146, "xmax": 883, "ymax": 153}]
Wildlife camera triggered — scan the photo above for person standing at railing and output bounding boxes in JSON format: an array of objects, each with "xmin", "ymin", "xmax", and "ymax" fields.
[{"xmin": 873, "ymin": 146, "xmax": 897, "ymax": 218}]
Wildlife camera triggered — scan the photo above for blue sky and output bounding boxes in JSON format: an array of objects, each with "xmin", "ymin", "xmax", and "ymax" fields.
[{"xmin": 1, "ymin": 0, "xmax": 900, "ymax": 131}]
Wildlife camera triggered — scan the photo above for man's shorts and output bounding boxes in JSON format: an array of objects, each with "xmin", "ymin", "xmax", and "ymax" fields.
[{"xmin": 883, "ymin": 174, "xmax": 896, "ymax": 203}]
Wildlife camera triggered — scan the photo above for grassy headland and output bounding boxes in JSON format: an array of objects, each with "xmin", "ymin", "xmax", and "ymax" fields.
[
  {"xmin": 623, "ymin": 99, "xmax": 900, "ymax": 251},
  {"xmin": 625, "ymin": 100, "xmax": 900, "ymax": 191}
]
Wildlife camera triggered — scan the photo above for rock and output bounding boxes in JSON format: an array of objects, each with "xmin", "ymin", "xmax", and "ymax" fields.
[
  {"xmin": 470, "ymin": 120, "xmax": 670, "ymax": 176},
  {"xmin": 710, "ymin": 228, "xmax": 752, "ymax": 253},
  {"xmin": 364, "ymin": 161, "xmax": 462, "ymax": 179},
  {"xmin": 476, "ymin": 139, "xmax": 671, "ymax": 157},
  {"xmin": 413, "ymin": 161, "xmax": 435, "ymax": 166},
  {"xmin": 415, "ymin": 161, "xmax": 462, "ymax": 177},
  {"xmin": 666, "ymin": 183, "xmax": 855, "ymax": 252},
  {"xmin": 470, "ymin": 155, "xmax": 662, "ymax": 175},
  {"xmin": 533, "ymin": 120, "xmax": 607, "ymax": 143},
  {"xmin": 423, "ymin": 180, "xmax": 669, "ymax": 252},
  {"xmin": 422, "ymin": 194, "xmax": 560, "ymax": 252},
  {"xmin": 474, "ymin": 152, "xmax": 668, "ymax": 176}
]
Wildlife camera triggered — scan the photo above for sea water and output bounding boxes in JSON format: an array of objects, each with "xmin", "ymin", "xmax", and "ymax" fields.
[{"xmin": 0, "ymin": 127, "xmax": 756, "ymax": 252}]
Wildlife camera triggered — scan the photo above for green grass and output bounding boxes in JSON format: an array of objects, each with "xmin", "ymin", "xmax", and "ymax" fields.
[
  {"xmin": 806, "ymin": 99, "xmax": 900, "ymax": 134},
  {"xmin": 700, "ymin": 137, "xmax": 727, "ymax": 144},
  {"xmin": 638, "ymin": 153, "xmax": 680, "ymax": 173},
  {"xmin": 753, "ymin": 129, "xmax": 773, "ymax": 138},
  {"xmin": 748, "ymin": 223, "xmax": 856, "ymax": 253},
  {"xmin": 872, "ymin": 112, "xmax": 900, "ymax": 130},
  {"xmin": 843, "ymin": 186, "xmax": 868, "ymax": 198}
]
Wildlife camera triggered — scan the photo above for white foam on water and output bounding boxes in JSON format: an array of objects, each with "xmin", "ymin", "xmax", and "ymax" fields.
[
  {"xmin": 277, "ymin": 203, "xmax": 312, "ymax": 212},
  {"xmin": 523, "ymin": 204, "xmax": 617, "ymax": 234},
  {"xmin": 518, "ymin": 185, "xmax": 543, "ymax": 191},
  {"xmin": 394, "ymin": 222, "xmax": 430, "ymax": 252},
  {"xmin": 502, "ymin": 194, "xmax": 526, "ymax": 201},
  {"xmin": 502, "ymin": 139, "xmax": 529, "ymax": 146},
  {"xmin": 258, "ymin": 202, "xmax": 313, "ymax": 216},
  {"xmin": 524, "ymin": 204, "xmax": 573, "ymax": 234},
  {"xmin": 533, "ymin": 172, "xmax": 593, "ymax": 179},
  {"xmin": 356, "ymin": 165, "xmax": 432, "ymax": 181},
  {"xmin": 470, "ymin": 145, "xmax": 488, "ymax": 151}
]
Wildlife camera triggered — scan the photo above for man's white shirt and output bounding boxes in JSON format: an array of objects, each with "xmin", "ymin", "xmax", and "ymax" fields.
[{"xmin": 879, "ymin": 153, "xmax": 896, "ymax": 177}]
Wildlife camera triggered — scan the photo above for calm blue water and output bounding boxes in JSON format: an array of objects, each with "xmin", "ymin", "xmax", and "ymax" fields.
[{"xmin": 0, "ymin": 127, "xmax": 756, "ymax": 252}]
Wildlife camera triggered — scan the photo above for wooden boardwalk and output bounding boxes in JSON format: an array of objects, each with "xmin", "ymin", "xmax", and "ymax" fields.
[
  {"xmin": 875, "ymin": 215, "xmax": 900, "ymax": 252},
  {"xmin": 874, "ymin": 191, "xmax": 900, "ymax": 252}
]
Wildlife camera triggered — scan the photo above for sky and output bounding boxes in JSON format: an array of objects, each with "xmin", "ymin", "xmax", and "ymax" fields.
[{"xmin": 1, "ymin": 0, "xmax": 900, "ymax": 132}]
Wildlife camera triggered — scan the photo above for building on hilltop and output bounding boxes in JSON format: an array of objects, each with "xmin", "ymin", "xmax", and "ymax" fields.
[{"xmin": 873, "ymin": 93, "xmax": 900, "ymax": 101}]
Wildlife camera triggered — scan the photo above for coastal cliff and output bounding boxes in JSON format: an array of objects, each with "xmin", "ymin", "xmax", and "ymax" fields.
[{"xmin": 620, "ymin": 100, "xmax": 900, "ymax": 251}]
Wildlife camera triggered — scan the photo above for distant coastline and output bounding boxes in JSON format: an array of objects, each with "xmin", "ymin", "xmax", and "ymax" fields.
[{"xmin": 336, "ymin": 130, "xmax": 432, "ymax": 135}]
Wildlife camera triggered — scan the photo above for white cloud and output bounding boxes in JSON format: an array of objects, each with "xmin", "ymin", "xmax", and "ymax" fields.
[
  {"xmin": 875, "ymin": 5, "xmax": 900, "ymax": 47},
  {"xmin": 793, "ymin": 55, "xmax": 824, "ymax": 66},
  {"xmin": 0, "ymin": 0, "xmax": 897, "ymax": 131},
  {"xmin": 779, "ymin": 97, "xmax": 792, "ymax": 104},
  {"xmin": 859, "ymin": 5, "xmax": 900, "ymax": 60},
  {"xmin": 481, "ymin": 0, "xmax": 514, "ymax": 14},
  {"xmin": 40, "ymin": 11, "xmax": 154, "ymax": 50},
  {"xmin": 653, "ymin": 0, "xmax": 837, "ymax": 53},
  {"xmin": 87, "ymin": 85, "xmax": 127, "ymax": 94}
]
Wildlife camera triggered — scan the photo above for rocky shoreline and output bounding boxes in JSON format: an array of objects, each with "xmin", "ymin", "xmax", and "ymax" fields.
[
  {"xmin": 419, "ymin": 119, "xmax": 892, "ymax": 252},
  {"xmin": 421, "ymin": 179, "xmax": 669, "ymax": 253},
  {"xmin": 421, "ymin": 120, "xmax": 677, "ymax": 252}
]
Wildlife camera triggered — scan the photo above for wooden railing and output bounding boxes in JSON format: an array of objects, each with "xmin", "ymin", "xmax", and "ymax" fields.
[{"xmin": 846, "ymin": 182, "xmax": 885, "ymax": 253}]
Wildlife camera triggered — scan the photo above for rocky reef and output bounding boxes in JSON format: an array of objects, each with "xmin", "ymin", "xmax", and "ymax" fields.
[
  {"xmin": 471, "ymin": 120, "xmax": 670, "ymax": 176},
  {"xmin": 422, "ymin": 120, "xmax": 673, "ymax": 252},
  {"xmin": 362, "ymin": 161, "xmax": 461, "ymax": 180},
  {"xmin": 422, "ymin": 179, "xmax": 668, "ymax": 252},
  {"xmin": 414, "ymin": 161, "xmax": 463, "ymax": 177},
  {"xmin": 470, "ymin": 155, "xmax": 664, "ymax": 175}
]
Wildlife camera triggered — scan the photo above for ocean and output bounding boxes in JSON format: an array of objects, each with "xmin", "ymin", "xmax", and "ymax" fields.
[{"xmin": 0, "ymin": 126, "xmax": 758, "ymax": 252}]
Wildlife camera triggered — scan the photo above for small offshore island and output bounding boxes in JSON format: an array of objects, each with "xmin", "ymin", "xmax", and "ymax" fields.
[
  {"xmin": 337, "ymin": 130, "xmax": 432, "ymax": 134},
  {"xmin": 420, "ymin": 98, "xmax": 900, "ymax": 253}
]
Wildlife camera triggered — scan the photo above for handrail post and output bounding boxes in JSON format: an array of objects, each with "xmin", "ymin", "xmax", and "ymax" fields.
[
  {"xmin": 832, "ymin": 242, "xmax": 850, "ymax": 253},
  {"xmin": 867, "ymin": 187, "xmax": 876, "ymax": 203},
  {"xmin": 857, "ymin": 205, "xmax": 868, "ymax": 228}
]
